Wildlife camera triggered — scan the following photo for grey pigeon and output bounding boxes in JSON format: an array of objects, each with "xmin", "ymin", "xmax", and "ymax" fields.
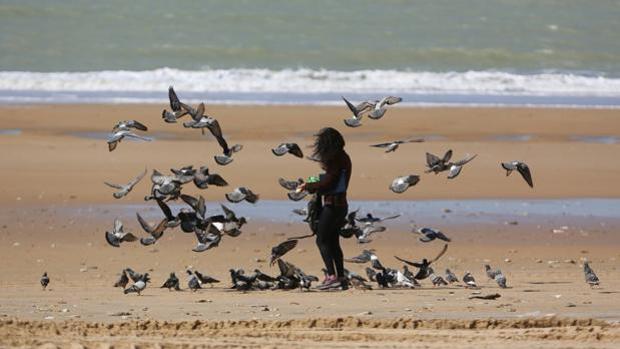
[
  {"xmin": 356, "ymin": 213, "xmax": 400, "ymax": 225},
  {"xmin": 105, "ymin": 219, "xmax": 138, "ymax": 247},
  {"xmin": 226, "ymin": 187, "xmax": 259, "ymax": 204},
  {"xmin": 447, "ymin": 154, "xmax": 477, "ymax": 179},
  {"xmin": 367, "ymin": 96, "xmax": 402, "ymax": 120},
  {"xmin": 355, "ymin": 225, "xmax": 387, "ymax": 244},
  {"xmin": 145, "ymin": 169, "xmax": 184, "ymax": 201},
  {"xmin": 186, "ymin": 270, "xmax": 202, "ymax": 291},
  {"xmin": 270, "ymin": 239, "xmax": 298, "ymax": 266},
  {"xmin": 494, "ymin": 271, "xmax": 507, "ymax": 288},
  {"xmin": 445, "ymin": 268, "xmax": 459, "ymax": 284},
  {"xmin": 370, "ymin": 138, "xmax": 423, "ymax": 153},
  {"xmin": 136, "ymin": 212, "xmax": 168, "ymax": 246},
  {"xmin": 214, "ymin": 144, "xmax": 243, "ymax": 166},
  {"xmin": 180, "ymin": 194, "xmax": 207, "ymax": 219},
  {"xmin": 114, "ymin": 270, "xmax": 129, "ymax": 288},
  {"xmin": 426, "ymin": 150, "xmax": 477, "ymax": 179},
  {"xmin": 389, "ymin": 175, "xmax": 420, "ymax": 193},
  {"xmin": 219, "ymin": 204, "xmax": 248, "ymax": 236},
  {"xmin": 155, "ymin": 198, "xmax": 181, "ymax": 228},
  {"xmin": 278, "ymin": 177, "xmax": 308, "ymax": 201},
  {"xmin": 104, "ymin": 169, "xmax": 147, "ymax": 199},
  {"xmin": 394, "ymin": 244, "xmax": 449, "ymax": 280},
  {"xmin": 484, "ymin": 264, "xmax": 500, "ymax": 280},
  {"xmin": 462, "ymin": 271, "xmax": 477, "ymax": 288},
  {"xmin": 107, "ymin": 129, "xmax": 152, "ymax": 152},
  {"xmin": 271, "ymin": 143, "xmax": 303, "ymax": 158},
  {"xmin": 429, "ymin": 268, "xmax": 448, "ymax": 286},
  {"xmin": 193, "ymin": 166, "xmax": 228, "ymax": 189},
  {"xmin": 414, "ymin": 227, "xmax": 451, "ymax": 243},
  {"xmin": 192, "ymin": 223, "xmax": 223, "ymax": 252},
  {"xmin": 40, "ymin": 272, "xmax": 49, "ymax": 290},
  {"xmin": 161, "ymin": 272, "xmax": 181, "ymax": 291},
  {"xmin": 124, "ymin": 273, "xmax": 150, "ymax": 295},
  {"xmin": 195, "ymin": 270, "xmax": 220, "ymax": 287},
  {"xmin": 162, "ymin": 86, "xmax": 191, "ymax": 123},
  {"xmin": 501, "ymin": 161, "xmax": 534, "ymax": 188},
  {"xmin": 583, "ymin": 261, "xmax": 600, "ymax": 287},
  {"xmin": 425, "ymin": 150, "xmax": 453, "ymax": 173},
  {"xmin": 342, "ymin": 96, "xmax": 373, "ymax": 127},
  {"xmin": 124, "ymin": 268, "xmax": 144, "ymax": 283},
  {"xmin": 278, "ymin": 177, "xmax": 304, "ymax": 191},
  {"xmin": 170, "ymin": 165, "xmax": 197, "ymax": 178}
]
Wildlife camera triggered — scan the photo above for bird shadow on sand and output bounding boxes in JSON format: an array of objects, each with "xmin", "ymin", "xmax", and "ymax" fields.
[{"xmin": 527, "ymin": 281, "xmax": 573, "ymax": 285}]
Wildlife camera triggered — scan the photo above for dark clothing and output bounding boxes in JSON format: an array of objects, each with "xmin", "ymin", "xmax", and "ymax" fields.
[
  {"xmin": 305, "ymin": 151, "xmax": 352, "ymax": 207},
  {"xmin": 306, "ymin": 150, "xmax": 352, "ymax": 278},
  {"xmin": 315, "ymin": 204, "xmax": 348, "ymax": 277}
]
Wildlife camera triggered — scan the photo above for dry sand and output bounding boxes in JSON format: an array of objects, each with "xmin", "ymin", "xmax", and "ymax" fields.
[{"xmin": 0, "ymin": 104, "xmax": 619, "ymax": 348}]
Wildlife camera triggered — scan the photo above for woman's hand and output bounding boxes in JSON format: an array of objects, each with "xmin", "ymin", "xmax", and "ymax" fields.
[{"xmin": 297, "ymin": 182, "xmax": 307, "ymax": 193}]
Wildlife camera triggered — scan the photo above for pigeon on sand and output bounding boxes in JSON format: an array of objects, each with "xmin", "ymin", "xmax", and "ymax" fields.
[
  {"xmin": 124, "ymin": 273, "xmax": 150, "ymax": 295},
  {"xmin": 114, "ymin": 270, "xmax": 129, "ymax": 288},
  {"xmin": 40, "ymin": 272, "xmax": 49, "ymax": 290},
  {"xmin": 161, "ymin": 272, "xmax": 181, "ymax": 291},
  {"xmin": 583, "ymin": 261, "xmax": 600, "ymax": 287}
]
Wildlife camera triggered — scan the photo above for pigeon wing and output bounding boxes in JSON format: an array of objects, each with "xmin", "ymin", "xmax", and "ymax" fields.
[
  {"xmin": 287, "ymin": 143, "xmax": 303, "ymax": 158},
  {"xmin": 128, "ymin": 168, "xmax": 147, "ymax": 187},
  {"xmin": 168, "ymin": 86, "xmax": 183, "ymax": 111},
  {"xmin": 430, "ymin": 244, "xmax": 449, "ymax": 264},
  {"xmin": 287, "ymin": 190, "xmax": 308, "ymax": 201},
  {"xmin": 104, "ymin": 181, "xmax": 124, "ymax": 190},
  {"xmin": 517, "ymin": 163, "xmax": 534, "ymax": 188},
  {"xmin": 128, "ymin": 120, "xmax": 148, "ymax": 131},
  {"xmin": 384, "ymin": 96, "xmax": 402, "ymax": 105},
  {"xmin": 426, "ymin": 152, "xmax": 441, "ymax": 167},
  {"xmin": 370, "ymin": 142, "xmax": 392, "ymax": 148},
  {"xmin": 442, "ymin": 149, "xmax": 453, "ymax": 163},
  {"xmin": 342, "ymin": 96, "xmax": 360, "ymax": 117}
]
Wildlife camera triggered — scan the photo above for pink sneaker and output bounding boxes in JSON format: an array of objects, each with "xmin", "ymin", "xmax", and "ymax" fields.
[
  {"xmin": 317, "ymin": 274, "xmax": 335, "ymax": 286},
  {"xmin": 317, "ymin": 275, "xmax": 340, "ymax": 290}
]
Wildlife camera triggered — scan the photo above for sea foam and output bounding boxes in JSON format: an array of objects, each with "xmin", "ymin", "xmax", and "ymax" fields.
[{"xmin": 1, "ymin": 68, "xmax": 620, "ymax": 106}]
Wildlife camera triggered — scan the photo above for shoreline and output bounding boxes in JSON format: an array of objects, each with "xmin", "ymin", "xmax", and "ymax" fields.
[{"xmin": 0, "ymin": 103, "xmax": 619, "ymax": 347}]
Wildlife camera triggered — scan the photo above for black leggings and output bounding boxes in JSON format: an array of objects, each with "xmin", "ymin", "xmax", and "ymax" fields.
[{"xmin": 315, "ymin": 204, "xmax": 347, "ymax": 278}]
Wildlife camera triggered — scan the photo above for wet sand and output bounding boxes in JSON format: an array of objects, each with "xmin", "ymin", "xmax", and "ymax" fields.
[{"xmin": 0, "ymin": 104, "xmax": 619, "ymax": 348}]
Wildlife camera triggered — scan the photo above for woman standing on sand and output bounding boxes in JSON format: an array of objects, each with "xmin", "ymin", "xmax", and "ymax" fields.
[{"xmin": 299, "ymin": 127, "xmax": 352, "ymax": 290}]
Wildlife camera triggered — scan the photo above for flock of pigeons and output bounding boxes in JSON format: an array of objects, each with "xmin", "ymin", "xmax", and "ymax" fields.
[{"xmin": 39, "ymin": 88, "xmax": 597, "ymax": 295}]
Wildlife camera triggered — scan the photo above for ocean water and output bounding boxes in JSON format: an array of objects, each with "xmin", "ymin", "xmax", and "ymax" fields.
[{"xmin": 1, "ymin": 0, "xmax": 619, "ymax": 106}]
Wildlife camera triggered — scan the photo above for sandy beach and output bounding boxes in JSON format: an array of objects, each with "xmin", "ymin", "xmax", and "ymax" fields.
[{"xmin": 1, "ymin": 104, "xmax": 619, "ymax": 348}]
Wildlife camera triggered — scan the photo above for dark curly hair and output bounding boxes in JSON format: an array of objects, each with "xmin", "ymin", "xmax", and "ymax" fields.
[{"xmin": 311, "ymin": 127, "xmax": 345, "ymax": 166}]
